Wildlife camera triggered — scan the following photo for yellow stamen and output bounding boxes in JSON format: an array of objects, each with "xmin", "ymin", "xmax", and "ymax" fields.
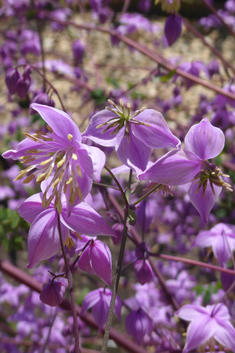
[
  {"xmin": 45, "ymin": 194, "xmax": 54, "ymax": 208},
  {"xmin": 52, "ymin": 178, "xmax": 60, "ymax": 189},
  {"xmin": 64, "ymin": 236, "xmax": 75, "ymax": 250},
  {"xmin": 46, "ymin": 125, "xmax": 53, "ymax": 133},
  {"xmin": 36, "ymin": 173, "xmax": 47, "ymax": 183},
  {"xmin": 66, "ymin": 176, "xmax": 73, "ymax": 185},
  {"xmin": 40, "ymin": 157, "xmax": 53, "ymax": 166},
  {"xmin": 72, "ymin": 153, "xmax": 77, "ymax": 160},
  {"xmin": 45, "ymin": 164, "xmax": 54, "ymax": 179},
  {"xmin": 23, "ymin": 174, "xmax": 35, "ymax": 184},
  {"xmin": 24, "ymin": 133, "xmax": 38, "ymax": 142},
  {"xmin": 74, "ymin": 232, "xmax": 83, "ymax": 239},
  {"xmin": 68, "ymin": 134, "xmax": 73, "ymax": 141},
  {"xmin": 57, "ymin": 158, "xmax": 65, "ymax": 168},
  {"xmin": 76, "ymin": 165, "xmax": 82, "ymax": 177},
  {"xmin": 55, "ymin": 197, "xmax": 62, "ymax": 214}
]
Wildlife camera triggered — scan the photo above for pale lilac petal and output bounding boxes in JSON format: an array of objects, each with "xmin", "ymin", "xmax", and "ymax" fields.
[
  {"xmin": 90, "ymin": 241, "xmax": 112, "ymax": 285},
  {"xmin": 82, "ymin": 145, "xmax": 106, "ymax": 181},
  {"xmin": 213, "ymin": 303, "xmax": 230, "ymax": 321},
  {"xmin": 190, "ymin": 231, "xmax": 217, "ymax": 249},
  {"xmin": 30, "ymin": 103, "xmax": 81, "ymax": 142},
  {"xmin": 139, "ymin": 150, "xmax": 202, "ymax": 185},
  {"xmin": 92, "ymin": 294, "xmax": 109, "ymax": 331},
  {"xmin": 27, "ymin": 209, "xmax": 68, "ymax": 269},
  {"xmin": 82, "ymin": 110, "xmax": 123, "ymax": 147},
  {"xmin": 75, "ymin": 146, "xmax": 93, "ymax": 178},
  {"xmin": 132, "ymin": 109, "xmax": 181, "ymax": 149},
  {"xmin": 2, "ymin": 138, "xmax": 45, "ymax": 160},
  {"xmin": 213, "ymin": 233, "xmax": 231, "ymax": 266},
  {"xmin": 78, "ymin": 246, "xmax": 95, "ymax": 274},
  {"xmin": 185, "ymin": 118, "xmax": 225, "ymax": 160},
  {"xmin": 81, "ymin": 289, "xmax": 100, "ymax": 315},
  {"xmin": 214, "ymin": 319, "xmax": 235, "ymax": 352},
  {"xmin": 18, "ymin": 193, "xmax": 44, "ymax": 223},
  {"xmin": 176, "ymin": 304, "xmax": 208, "ymax": 321},
  {"xmin": 116, "ymin": 130, "xmax": 152, "ymax": 171},
  {"xmin": 183, "ymin": 317, "xmax": 216, "ymax": 353},
  {"xmin": 188, "ymin": 181, "xmax": 222, "ymax": 223},
  {"xmin": 61, "ymin": 202, "xmax": 117, "ymax": 237}
]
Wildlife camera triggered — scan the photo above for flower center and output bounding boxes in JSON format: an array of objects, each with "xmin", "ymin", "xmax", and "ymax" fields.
[
  {"xmin": 192, "ymin": 161, "xmax": 232, "ymax": 196},
  {"xmin": 15, "ymin": 127, "xmax": 83, "ymax": 212},
  {"xmin": 96, "ymin": 99, "xmax": 148, "ymax": 141}
]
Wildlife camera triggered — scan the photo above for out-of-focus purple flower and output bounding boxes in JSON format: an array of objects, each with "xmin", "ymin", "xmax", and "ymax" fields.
[
  {"xmin": 215, "ymin": 84, "xmax": 235, "ymax": 108},
  {"xmin": 17, "ymin": 184, "xmax": 116, "ymax": 268},
  {"xmin": 50, "ymin": 8, "xmax": 72, "ymax": 31},
  {"xmin": 15, "ymin": 74, "xmax": 31, "ymax": 99},
  {"xmin": 0, "ymin": 185, "xmax": 15, "ymax": 200},
  {"xmin": 81, "ymin": 288, "xmax": 122, "ymax": 331},
  {"xmin": 225, "ymin": 0, "xmax": 235, "ymax": 13},
  {"xmin": 173, "ymin": 61, "xmax": 209, "ymax": 89},
  {"xmin": 40, "ymin": 278, "xmax": 67, "ymax": 307},
  {"xmin": 83, "ymin": 100, "xmax": 180, "ymax": 171},
  {"xmin": 138, "ymin": 0, "xmax": 151, "ymax": 12},
  {"xmin": 3, "ymin": 104, "xmax": 105, "ymax": 214},
  {"xmin": 191, "ymin": 223, "xmax": 235, "ymax": 267},
  {"xmin": 176, "ymin": 303, "xmax": 235, "ymax": 353},
  {"xmin": 72, "ymin": 40, "xmax": 85, "ymax": 63},
  {"xmin": 111, "ymin": 223, "xmax": 123, "ymax": 245},
  {"xmin": 139, "ymin": 119, "xmax": 230, "ymax": 223},
  {"xmin": 220, "ymin": 267, "xmax": 235, "ymax": 291},
  {"xmin": 164, "ymin": 14, "xmax": 182, "ymax": 46},
  {"xmin": 75, "ymin": 235, "xmax": 112, "ymax": 285},
  {"xmin": 199, "ymin": 14, "xmax": 222, "ymax": 30},
  {"xmin": 211, "ymin": 108, "xmax": 229, "ymax": 130},
  {"xmin": 5, "ymin": 68, "xmax": 20, "ymax": 95},
  {"xmin": 125, "ymin": 307, "xmax": 154, "ymax": 345},
  {"xmin": 134, "ymin": 260, "xmax": 154, "ymax": 285},
  {"xmin": 166, "ymin": 270, "xmax": 196, "ymax": 305},
  {"xmin": 30, "ymin": 93, "xmax": 55, "ymax": 114},
  {"xmin": 19, "ymin": 30, "xmax": 41, "ymax": 56},
  {"xmin": 208, "ymin": 60, "xmax": 220, "ymax": 77}
]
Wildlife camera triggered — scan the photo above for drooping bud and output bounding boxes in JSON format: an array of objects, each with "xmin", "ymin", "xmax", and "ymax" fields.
[
  {"xmin": 112, "ymin": 223, "xmax": 124, "ymax": 245},
  {"xmin": 40, "ymin": 278, "xmax": 67, "ymax": 307},
  {"xmin": 5, "ymin": 68, "xmax": 21, "ymax": 95},
  {"xmin": 30, "ymin": 93, "xmax": 55, "ymax": 115},
  {"xmin": 72, "ymin": 40, "xmax": 85, "ymax": 63},
  {"xmin": 16, "ymin": 74, "xmax": 31, "ymax": 98},
  {"xmin": 125, "ymin": 308, "xmax": 154, "ymax": 345},
  {"xmin": 134, "ymin": 259, "xmax": 154, "ymax": 285},
  {"xmin": 164, "ymin": 14, "xmax": 182, "ymax": 47}
]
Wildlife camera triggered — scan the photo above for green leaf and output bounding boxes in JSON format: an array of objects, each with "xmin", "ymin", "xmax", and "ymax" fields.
[
  {"xmin": 91, "ymin": 89, "xmax": 106, "ymax": 104},
  {"xmin": 159, "ymin": 70, "xmax": 176, "ymax": 83},
  {"xmin": 106, "ymin": 77, "xmax": 120, "ymax": 89}
]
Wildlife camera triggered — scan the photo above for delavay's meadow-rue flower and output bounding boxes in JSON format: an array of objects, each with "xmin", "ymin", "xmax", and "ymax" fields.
[
  {"xmin": 191, "ymin": 223, "xmax": 235, "ymax": 267},
  {"xmin": 81, "ymin": 288, "xmax": 122, "ymax": 331},
  {"xmin": 75, "ymin": 234, "xmax": 112, "ymax": 285},
  {"xmin": 83, "ymin": 99, "xmax": 180, "ymax": 171},
  {"xmin": 18, "ymin": 181, "xmax": 116, "ymax": 268},
  {"xmin": 139, "ymin": 118, "xmax": 232, "ymax": 223},
  {"xmin": 2, "ymin": 104, "xmax": 105, "ymax": 215},
  {"xmin": 176, "ymin": 303, "xmax": 235, "ymax": 353},
  {"xmin": 40, "ymin": 278, "xmax": 67, "ymax": 307}
]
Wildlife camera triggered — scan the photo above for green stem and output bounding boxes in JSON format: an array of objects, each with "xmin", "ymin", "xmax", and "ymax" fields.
[
  {"xmin": 104, "ymin": 165, "xmax": 129, "ymax": 207},
  {"xmin": 133, "ymin": 184, "xmax": 161, "ymax": 206}
]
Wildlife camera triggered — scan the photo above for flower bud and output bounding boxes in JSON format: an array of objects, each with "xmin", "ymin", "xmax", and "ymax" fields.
[
  {"xmin": 134, "ymin": 259, "xmax": 154, "ymax": 285},
  {"xmin": 30, "ymin": 93, "xmax": 55, "ymax": 114},
  {"xmin": 40, "ymin": 278, "xmax": 67, "ymax": 307},
  {"xmin": 5, "ymin": 68, "xmax": 20, "ymax": 95},
  {"xmin": 164, "ymin": 14, "xmax": 182, "ymax": 46},
  {"xmin": 125, "ymin": 308, "xmax": 153, "ymax": 345},
  {"xmin": 72, "ymin": 40, "xmax": 85, "ymax": 63},
  {"xmin": 112, "ymin": 223, "xmax": 123, "ymax": 245},
  {"xmin": 16, "ymin": 75, "xmax": 31, "ymax": 98}
]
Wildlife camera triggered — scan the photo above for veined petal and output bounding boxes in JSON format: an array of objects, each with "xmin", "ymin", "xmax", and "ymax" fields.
[
  {"xmin": 61, "ymin": 202, "xmax": 117, "ymax": 237},
  {"xmin": 139, "ymin": 150, "xmax": 202, "ymax": 185},
  {"xmin": 82, "ymin": 110, "xmax": 122, "ymax": 147},
  {"xmin": 185, "ymin": 118, "xmax": 225, "ymax": 160},
  {"xmin": 92, "ymin": 294, "xmax": 109, "ymax": 331},
  {"xmin": 78, "ymin": 246, "xmax": 95, "ymax": 274},
  {"xmin": 18, "ymin": 193, "xmax": 45, "ymax": 223},
  {"xmin": 183, "ymin": 316, "xmax": 216, "ymax": 353},
  {"xmin": 214, "ymin": 319, "xmax": 235, "ymax": 352},
  {"xmin": 27, "ymin": 209, "xmax": 68, "ymax": 269},
  {"xmin": 2, "ymin": 138, "xmax": 45, "ymax": 160},
  {"xmin": 213, "ymin": 303, "xmax": 230, "ymax": 321},
  {"xmin": 188, "ymin": 181, "xmax": 221, "ymax": 223},
  {"xmin": 213, "ymin": 233, "xmax": 231, "ymax": 267},
  {"xmin": 190, "ymin": 231, "xmax": 217, "ymax": 249},
  {"xmin": 116, "ymin": 129, "xmax": 151, "ymax": 171},
  {"xmin": 176, "ymin": 304, "xmax": 208, "ymax": 321},
  {"xmin": 132, "ymin": 109, "xmax": 181, "ymax": 149},
  {"xmin": 90, "ymin": 240, "xmax": 112, "ymax": 285},
  {"xmin": 30, "ymin": 104, "xmax": 81, "ymax": 142}
]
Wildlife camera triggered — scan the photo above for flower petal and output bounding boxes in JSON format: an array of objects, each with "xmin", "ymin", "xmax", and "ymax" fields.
[
  {"xmin": 90, "ymin": 240, "xmax": 112, "ymax": 285},
  {"xmin": 185, "ymin": 118, "xmax": 225, "ymax": 160},
  {"xmin": 18, "ymin": 193, "xmax": 45, "ymax": 223},
  {"xmin": 61, "ymin": 202, "xmax": 117, "ymax": 237},
  {"xmin": 78, "ymin": 246, "xmax": 95, "ymax": 274},
  {"xmin": 190, "ymin": 231, "xmax": 217, "ymax": 249},
  {"xmin": 27, "ymin": 209, "xmax": 68, "ymax": 269},
  {"xmin": 139, "ymin": 150, "xmax": 202, "ymax": 185},
  {"xmin": 188, "ymin": 181, "xmax": 221, "ymax": 223},
  {"xmin": 116, "ymin": 129, "xmax": 151, "ymax": 171},
  {"xmin": 132, "ymin": 109, "xmax": 181, "ymax": 149},
  {"xmin": 213, "ymin": 233, "xmax": 231, "ymax": 267},
  {"xmin": 82, "ymin": 109, "xmax": 123, "ymax": 147},
  {"xmin": 214, "ymin": 319, "xmax": 235, "ymax": 352},
  {"xmin": 82, "ymin": 145, "xmax": 106, "ymax": 182},
  {"xmin": 2, "ymin": 138, "xmax": 45, "ymax": 160},
  {"xmin": 30, "ymin": 104, "xmax": 81, "ymax": 142},
  {"xmin": 81, "ymin": 289, "xmax": 100, "ymax": 315},
  {"xmin": 176, "ymin": 304, "xmax": 208, "ymax": 321},
  {"xmin": 183, "ymin": 317, "xmax": 216, "ymax": 353},
  {"xmin": 92, "ymin": 292, "xmax": 109, "ymax": 331}
]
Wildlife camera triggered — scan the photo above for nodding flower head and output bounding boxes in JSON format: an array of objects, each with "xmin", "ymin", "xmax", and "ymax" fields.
[{"xmin": 2, "ymin": 104, "xmax": 105, "ymax": 214}]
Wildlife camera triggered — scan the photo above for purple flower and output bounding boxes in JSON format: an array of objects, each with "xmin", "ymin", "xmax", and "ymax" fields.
[
  {"xmin": 164, "ymin": 14, "xmax": 182, "ymax": 46},
  {"xmin": 81, "ymin": 288, "xmax": 122, "ymax": 331},
  {"xmin": 191, "ymin": 223, "xmax": 235, "ymax": 267},
  {"xmin": 139, "ymin": 119, "xmax": 231, "ymax": 223},
  {"xmin": 3, "ymin": 104, "xmax": 105, "ymax": 214},
  {"xmin": 83, "ymin": 100, "xmax": 180, "ymax": 171},
  {"xmin": 40, "ymin": 278, "xmax": 67, "ymax": 307},
  {"xmin": 72, "ymin": 40, "xmax": 85, "ymax": 63},
  {"xmin": 125, "ymin": 307, "xmax": 154, "ymax": 345},
  {"xmin": 30, "ymin": 93, "xmax": 55, "ymax": 114},
  {"xmin": 18, "ymin": 185, "xmax": 116, "ymax": 268},
  {"xmin": 166, "ymin": 270, "xmax": 196, "ymax": 305},
  {"xmin": 75, "ymin": 235, "xmax": 112, "ymax": 285},
  {"xmin": 173, "ymin": 61, "xmax": 209, "ymax": 89},
  {"xmin": 176, "ymin": 303, "xmax": 235, "ymax": 353},
  {"xmin": 134, "ymin": 260, "xmax": 154, "ymax": 285},
  {"xmin": 5, "ymin": 68, "xmax": 20, "ymax": 95}
]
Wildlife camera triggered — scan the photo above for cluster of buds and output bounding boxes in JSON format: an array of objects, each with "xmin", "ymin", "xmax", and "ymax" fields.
[{"xmin": 5, "ymin": 66, "xmax": 32, "ymax": 98}]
